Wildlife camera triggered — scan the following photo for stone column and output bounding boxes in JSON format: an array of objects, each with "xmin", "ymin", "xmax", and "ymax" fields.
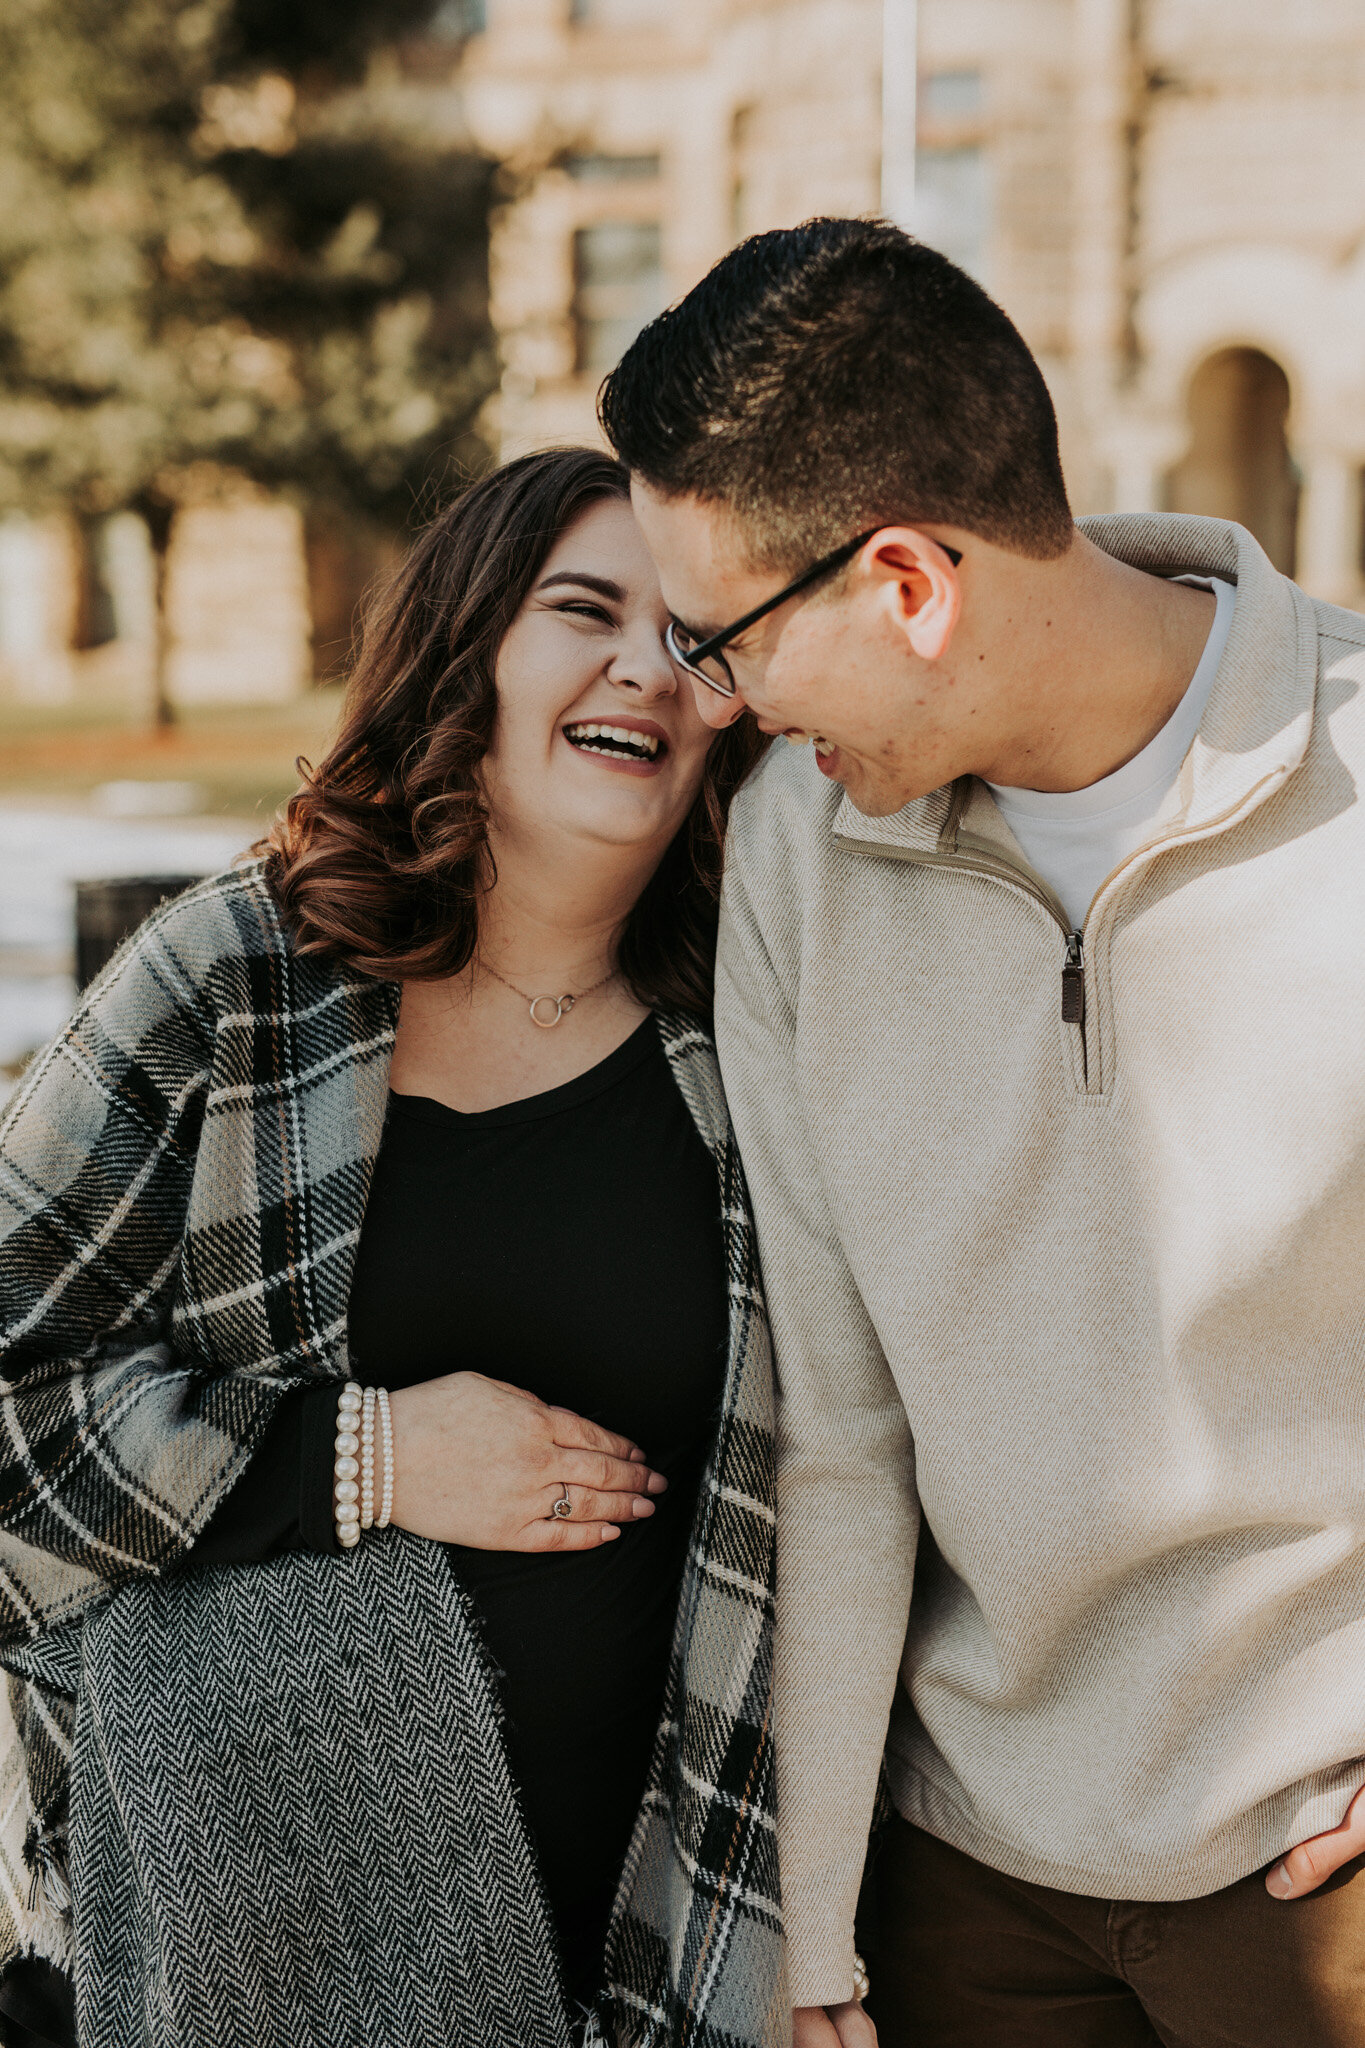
[
  {"xmin": 1102, "ymin": 418, "xmax": 1187, "ymax": 516},
  {"xmin": 1069, "ymin": 0, "xmax": 1132, "ymax": 509},
  {"xmin": 1109, "ymin": 443, "xmax": 1165, "ymax": 516},
  {"xmin": 881, "ymin": 0, "xmax": 918, "ymax": 226},
  {"xmin": 1295, "ymin": 448, "xmax": 1362, "ymax": 607}
]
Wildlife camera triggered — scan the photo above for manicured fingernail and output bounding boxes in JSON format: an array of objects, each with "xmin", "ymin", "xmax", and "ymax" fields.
[
  {"xmin": 1267, "ymin": 1862, "xmax": 1294, "ymax": 1898},
  {"xmin": 646, "ymin": 1472, "xmax": 668, "ymax": 1494},
  {"xmin": 632, "ymin": 1497, "xmax": 655, "ymax": 1518},
  {"xmin": 600, "ymin": 1524, "xmax": 620, "ymax": 1540},
  {"xmin": 629, "ymin": 1447, "xmax": 647, "ymax": 1462}
]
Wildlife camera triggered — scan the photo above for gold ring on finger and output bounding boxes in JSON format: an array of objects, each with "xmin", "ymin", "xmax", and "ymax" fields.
[{"xmin": 550, "ymin": 1488, "xmax": 573, "ymax": 1520}]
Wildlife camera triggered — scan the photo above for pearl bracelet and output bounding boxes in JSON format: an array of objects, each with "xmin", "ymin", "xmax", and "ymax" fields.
[
  {"xmin": 359, "ymin": 1384, "xmax": 376, "ymax": 1531},
  {"xmin": 333, "ymin": 1381, "xmax": 363, "ymax": 1550},
  {"xmin": 852, "ymin": 1951, "xmax": 870, "ymax": 2003},
  {"xmin": 376, "ymin": 1385, "xmax": 394, "ymax": 1531},
  {"xmin": 333, "ymin": 1381, "xmax": 396, "ymax": 1549}
]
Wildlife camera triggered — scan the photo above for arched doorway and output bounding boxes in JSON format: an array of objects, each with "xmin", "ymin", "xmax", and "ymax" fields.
[{"xmin": 1166, "ymin": 348, "xmax": 1300, "ymax": 573}]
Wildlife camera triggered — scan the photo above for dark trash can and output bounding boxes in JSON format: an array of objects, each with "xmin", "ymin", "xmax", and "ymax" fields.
[{"xmin": 74, "ymin": 877, "xmax": 201, "ymax": 992}]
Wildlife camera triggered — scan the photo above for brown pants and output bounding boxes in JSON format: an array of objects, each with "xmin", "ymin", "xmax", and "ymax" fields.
[{"xmin": 868, "ymin": 1818, "xmax": 1365, "ymax": 2048}]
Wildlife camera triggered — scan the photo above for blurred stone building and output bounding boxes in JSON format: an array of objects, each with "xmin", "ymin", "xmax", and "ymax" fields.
[
  {"xmin": 0, "ymin": 495, "xmax": 313, "ymax": 709},
  {"xmin": 452, "ymin": 0, "xmax": 1365, "ymax": 608},
  {"xmin": 4, "ymin": 0, "xmax": 1360, "ymax": 709}
]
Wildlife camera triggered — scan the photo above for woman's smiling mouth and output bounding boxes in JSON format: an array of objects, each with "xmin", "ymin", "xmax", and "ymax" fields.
[{"xmin": 562, "ymin": 719, "xmax": 669, "ymax": 773}]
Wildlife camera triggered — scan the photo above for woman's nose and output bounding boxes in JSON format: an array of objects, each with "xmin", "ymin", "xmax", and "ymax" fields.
[{"xmin": 610, "ymin": 630, "xmax": 679, "ymax": 700}]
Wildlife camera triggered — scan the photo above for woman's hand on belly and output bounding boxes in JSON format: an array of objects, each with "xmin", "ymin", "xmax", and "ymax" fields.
[{"xmin": 387, "ymin": 1371, "xmax": 668, "ymax": 1550}]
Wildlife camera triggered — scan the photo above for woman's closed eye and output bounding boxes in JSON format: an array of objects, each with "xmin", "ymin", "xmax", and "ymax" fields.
[{"xmin": 555, "ymin": 599, "xmax": 617, "ymax": 627}]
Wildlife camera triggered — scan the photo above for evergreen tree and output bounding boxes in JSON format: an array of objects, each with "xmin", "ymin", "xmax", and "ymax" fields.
[{"xmin": 0, "ymin": 0, "xmax": 495, "ymax": 719}]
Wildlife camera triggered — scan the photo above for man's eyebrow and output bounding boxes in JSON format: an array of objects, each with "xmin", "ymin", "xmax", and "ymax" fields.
[{"xmin": 535, "ymin": 571, "xmax": 626, "ymax": 601}]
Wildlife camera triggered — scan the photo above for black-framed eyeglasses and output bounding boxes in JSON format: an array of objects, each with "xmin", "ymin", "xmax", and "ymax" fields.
[{"xmin": 664, "ymin": 528, "xmax": 963, "ymax": 699}]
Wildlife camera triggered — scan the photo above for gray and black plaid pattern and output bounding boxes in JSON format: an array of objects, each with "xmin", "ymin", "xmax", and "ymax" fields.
[
  {"xmin": 0, "ymin": 866, "xmax": 783, "ymax": 2045},
  {"xmin": 591, "ymin": 1017, "xmax": 785, "ymax": 2048}
]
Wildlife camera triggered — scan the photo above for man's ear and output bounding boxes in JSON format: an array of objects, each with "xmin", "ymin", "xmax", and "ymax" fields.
[{"xmin": 860, "ymin": 528, "xmax": 962, "ymax": 659}]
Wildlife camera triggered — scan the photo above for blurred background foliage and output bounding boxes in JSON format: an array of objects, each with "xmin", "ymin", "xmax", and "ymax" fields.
[{"xmin": 0, "ymin": 0, "xmax": 498, "ymax": 716}]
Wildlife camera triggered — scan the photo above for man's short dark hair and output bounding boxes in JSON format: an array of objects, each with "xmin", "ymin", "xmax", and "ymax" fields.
[{"xmin": 599, "ymin": 217, "xmax": 1073, "ymax": 567}]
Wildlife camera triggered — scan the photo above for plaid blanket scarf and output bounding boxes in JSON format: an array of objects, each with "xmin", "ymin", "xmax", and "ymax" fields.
[{"xmin": 0, "ymin": 862, "xmax": 785, "ymax": 2047}]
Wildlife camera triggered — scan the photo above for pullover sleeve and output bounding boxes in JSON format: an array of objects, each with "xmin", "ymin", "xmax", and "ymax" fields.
[{"xmin": 715, "ymin": 848, "xmax": 920, "ymax": 2010}]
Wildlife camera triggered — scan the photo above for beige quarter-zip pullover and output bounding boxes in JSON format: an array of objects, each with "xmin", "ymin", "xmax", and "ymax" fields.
[{"xmin": 715, "ymin": 515, "xmax": 1365, "ymax": 2006}]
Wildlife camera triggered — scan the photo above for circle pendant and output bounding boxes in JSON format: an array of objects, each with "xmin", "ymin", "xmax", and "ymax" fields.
[{"xmin": 528, "ymin": 993, "xmax": 576, "ymax": 1028}]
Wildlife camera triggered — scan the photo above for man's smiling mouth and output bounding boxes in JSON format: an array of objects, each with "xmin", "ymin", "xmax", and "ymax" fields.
[
  {"xmin": 785, "ymin": 729, "xmax": 836, "ymax": 757},
  {"xmin": 563, "ymin": 721, "xmax": 666, "ymax": 761}
]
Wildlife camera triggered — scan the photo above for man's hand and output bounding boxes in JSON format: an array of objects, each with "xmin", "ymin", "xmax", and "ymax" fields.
[
  {"xmin": 1266, "ymin": 1777, "xmax": 1365, "ymax": 1898},
  {"xmin": 793, "ymin": 2001, "xmax": 878, "ymax": 2047}
]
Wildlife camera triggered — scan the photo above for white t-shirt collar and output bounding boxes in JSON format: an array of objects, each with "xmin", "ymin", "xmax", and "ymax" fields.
[{"xmin": 987, "ymin": 576, "xmax": 1235, "ymax": 827}]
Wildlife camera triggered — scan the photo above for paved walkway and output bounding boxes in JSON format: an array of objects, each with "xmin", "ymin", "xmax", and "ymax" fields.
[{"xmin": 0, "ymin": 804, "xmax": 252, "ymax": 1095}]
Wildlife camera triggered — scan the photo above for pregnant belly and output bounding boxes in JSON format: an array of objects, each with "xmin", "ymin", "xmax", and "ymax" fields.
[{"xmin": 444, "ymin": 1462, "xmax": 699, "ymax": 1981}]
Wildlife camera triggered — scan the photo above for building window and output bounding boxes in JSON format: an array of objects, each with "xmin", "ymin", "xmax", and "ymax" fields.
[
  {"xmin": 569, "ymin": 0, "xmax": 670, "ymax": 23},
  {"xmin": 565, "ymin": 153, "xmax": 661, "ymax": 183},
  {"xmin": 921, "ymin": 69, "xmax": 983, "ymax": 121},
  {"xmin": 573, "ymin": 222, "xmax": 664, "ymax": 376},
  {"xmin": 429, "ymin": 0, "xmax": 485, "ymax": 33},
  {"xmin": 913, "ymin": 69, "xmax": 989, "ymax": 281},
  {"xmin": 914, "ymin": 145, "xmax": 990, "ymax": 281}
]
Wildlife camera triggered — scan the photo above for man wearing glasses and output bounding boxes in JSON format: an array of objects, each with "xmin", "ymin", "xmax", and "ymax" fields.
[{"xmin": 601, "ymin": 218, "xmax": 1365, "ymax": 2048}]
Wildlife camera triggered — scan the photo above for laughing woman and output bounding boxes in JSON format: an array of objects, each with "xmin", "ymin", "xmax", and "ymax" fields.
[{"xmin": 0, "ymin": 451, "xmax": 783, "ymax": 2048}]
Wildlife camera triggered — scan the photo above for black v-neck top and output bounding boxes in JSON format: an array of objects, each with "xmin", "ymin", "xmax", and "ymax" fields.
[{"xmin": 195, "ymin": 1014, "xmax": 729, "ymax": 2011}]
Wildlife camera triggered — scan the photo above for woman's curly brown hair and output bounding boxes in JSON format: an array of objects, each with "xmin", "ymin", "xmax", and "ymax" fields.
[{"xmin": 263, "ymin": 447, "xmax": 767, "ymax": 1015}]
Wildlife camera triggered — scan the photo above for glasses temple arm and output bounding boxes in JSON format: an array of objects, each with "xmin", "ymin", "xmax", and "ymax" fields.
[{"xmin": 686, "ymin": 530, "xmax": 961, "ymax": 665}]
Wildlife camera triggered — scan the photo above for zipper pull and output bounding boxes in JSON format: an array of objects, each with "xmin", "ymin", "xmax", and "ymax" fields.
[{"xmin": 1061, "ymin": 931, "xmax": 1085, "ymax": 1025}]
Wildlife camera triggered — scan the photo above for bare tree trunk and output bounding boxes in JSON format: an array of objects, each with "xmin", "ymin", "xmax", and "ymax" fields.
[
  {"xmin": 303, "ymin": 504, "xmax": 397, "ymax": 686},
  {"xmin": 139, "ymin": 497, "xmax": 176, "ymax": 730}
]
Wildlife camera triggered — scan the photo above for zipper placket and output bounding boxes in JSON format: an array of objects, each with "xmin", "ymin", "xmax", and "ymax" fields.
[
  {"xmin": 837, "ymin": 759, "xmax": 1294, "ymax": 1100},
  {"xmin": 1036, "ymin": 759, "xmax": 1292, "ymax": 1089},
  {"xmin": 1061, "ymin": 930, "xmax": 1086, "ymax": 1026},
  {"xmin": 835, "ymin": 832, "xmax": 1094, "ymax": 1086},
  {"xmin": 949, "ymin": 845, "xmax": 1091, "ymax": 1088}
]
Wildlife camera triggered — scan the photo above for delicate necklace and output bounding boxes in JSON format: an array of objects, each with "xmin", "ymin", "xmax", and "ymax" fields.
[{"xmin": 481, "ymin": 959, "xmax": 618, "ymax": 1029}]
